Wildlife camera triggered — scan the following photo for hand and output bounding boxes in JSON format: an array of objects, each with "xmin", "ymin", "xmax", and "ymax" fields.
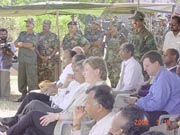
[
  {"xmin": 125, "ymin": 97, "xmax": 138, "ymax": 105},
  {"xmin": 40, "ymin": 112, "xmax": 59, "ymax": 127},
  {"xmin": 73, "ymin": 106, "xmax": 86, "ymax": 122},
  {"xmin": 167, "ymin": 121, "xmax": 178, "ymax": 130},
  {"xmin": 41, "ymin": 56, "xmax": 49, "ymax": 62},
  {"xmin": 66, "ymin": 74, "xmax": 74, "ymax": 82},
  {"xmin": 17, "ymin": 42, "xmax": 23, "ymax": 47}
]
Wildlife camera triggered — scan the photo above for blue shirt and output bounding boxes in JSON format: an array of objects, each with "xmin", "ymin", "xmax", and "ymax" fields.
[{"xmin": 137, "ymin": 67, "xmax": 180, "ymax": 114}]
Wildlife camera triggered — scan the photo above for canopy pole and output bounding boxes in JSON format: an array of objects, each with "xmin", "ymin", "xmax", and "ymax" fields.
[
  {"xmin": 55, "ymin": 10, "xmax": 61, "ymax": 81},
  {"xmin": 137, "ymin": 0, "xmax": 140, "ymax": 10}
]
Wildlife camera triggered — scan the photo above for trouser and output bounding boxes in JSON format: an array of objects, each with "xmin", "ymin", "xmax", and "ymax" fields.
[
  {"xmin": 19, "ymin": 100, "xmax": 62, "ymax": 118},
  {"xmin": 7, "ymin": 111, "xmax": 57, "ymax": 135},
  {"xmin": 0, "ymin": 71, "xmax": 10, "ymax": 98},
  {"xmin": 16, "ymin": 92, "xmax": 51, "ymax": 115},
  {"xmin": 18, "ymin": 62, "xmax": 38, "ymax": 95}
]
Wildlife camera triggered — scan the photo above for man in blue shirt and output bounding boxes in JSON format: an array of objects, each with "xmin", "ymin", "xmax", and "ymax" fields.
[{"xmin": 128, "ymin": 51, "xmax": 180, "ymax": 126}]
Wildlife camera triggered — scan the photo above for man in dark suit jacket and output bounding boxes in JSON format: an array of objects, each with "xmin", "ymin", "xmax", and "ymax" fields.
[{"xmin": 163, "ymin": 48, "xmax": 179, "ymax": 75}]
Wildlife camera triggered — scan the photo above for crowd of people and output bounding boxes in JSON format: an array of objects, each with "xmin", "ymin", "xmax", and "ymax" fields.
[{"xmin": 0, "ymin": 10, "xmax": 180, "ymax": 135}]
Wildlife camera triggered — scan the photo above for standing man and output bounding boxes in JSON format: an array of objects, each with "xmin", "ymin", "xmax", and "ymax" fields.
[
  {"xmin": 163, "ymin": 16, "xmax": 180, "ymax": 54},
  {"xmin": 15, "ymin": 18, "xmax": 38, "ymax": 102},
  {"xmin": 62, "ymin": 22, "xmax": 90, "ymax": 54},
  {"xmin": 105, "ymin": 22, "xmax": 126, "ymax": 88},
  {"xmin": 0, "ymin": 28, "xmax": 15, "ymax": 99},
  {"xmin": 128, "ymin": 11, "xmax": 157, "ymax": 59},
  {"xmin": 85, "ymin": 21, "xmax": 104, "ymax": 57},
  {"xmin": 36, "ymin": 20, "xmax": 59, "ymax": 83}
]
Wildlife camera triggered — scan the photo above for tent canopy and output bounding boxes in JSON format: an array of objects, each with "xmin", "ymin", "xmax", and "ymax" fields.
[{"xmin": 0, "ymin": 1, "xmax": 175, "ymax": 17}]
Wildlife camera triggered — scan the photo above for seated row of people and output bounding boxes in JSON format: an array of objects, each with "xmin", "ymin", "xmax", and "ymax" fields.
[{"xmin": 1, "ymin": 46, "xmax": 180, "ymax": 135}]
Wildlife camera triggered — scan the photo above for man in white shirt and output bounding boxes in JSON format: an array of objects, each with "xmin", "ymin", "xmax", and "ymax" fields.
[
  {"xmin": 163, "ymin": 16, "xmax": 180, "ymax": 53},
  {"xmin": 116, "ymin": 42, "xmax": 144, "ymax": 92},
  {"xmin": 71, "ymin": 85, "xmax": 115, "ymax": 135}
]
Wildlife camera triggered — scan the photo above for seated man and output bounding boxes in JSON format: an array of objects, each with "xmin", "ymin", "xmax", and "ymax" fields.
[
  {"xmin": 0, "ymin": 57, "xmax": 108, "ymax": 135},
  {"xmin": 115, "ymin": 42, "xmax": 144, "ymax": 92},
  {"xmin": 163, "ymin": 48, "xmax": 179, "ymax": 74},
  {"xmin": 0, "ymin": 54, "xmax": 86, "ymax": 127},
  {"xmin": 108, "ymin": 105, "xmax": 150, "ymax": 135},
  {"xmin": 72, "ymin": 85, "xmax": 115, "ymax": 135},
  {"xmin": 128, "ymin": 51, "xmax": 180, "ymax": 126}
]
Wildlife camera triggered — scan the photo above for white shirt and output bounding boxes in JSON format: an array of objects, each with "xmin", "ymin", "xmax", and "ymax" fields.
[
  {"xmin": 57, "ymin": 63, "xmax": 73, "ymax": 85},
  {"xmin": 115, "ymin": 57, "xmax": 144, "ymax": 91},
  {"xmin": 50, "ymin": 80, "xmax": 81, "ymax": 110},
  {"xmin": 163, "ymin": 31, "xmax": 180, "ymax": 53},
  {"xmin": 71, "ymin": 113, "xmax": 114, "ymax": 135}
]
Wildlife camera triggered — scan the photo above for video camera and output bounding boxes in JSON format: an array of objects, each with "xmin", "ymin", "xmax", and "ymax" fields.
[{"xmin": 0, "ymin": 42, "xmax": 11, "ymax": 52}]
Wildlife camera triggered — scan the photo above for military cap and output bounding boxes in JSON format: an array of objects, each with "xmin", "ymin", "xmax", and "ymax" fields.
[
  {"xmin": 24, "ymin": 18, "xmax": 35, "ymax": 25},
  {"xmin": 156, "ymin": 16, "xmax": 167, "ymax": 22},
  {"xmin": 43, "ymin": 20, "xmax": 51, "ymax": 25},
  {"xmin": 67, "ymin": 21, "xmax": 78, "ymax": 26},
  {"xmin": 129, "ymin": 11, "xmax": 145, "ymax": 20}
]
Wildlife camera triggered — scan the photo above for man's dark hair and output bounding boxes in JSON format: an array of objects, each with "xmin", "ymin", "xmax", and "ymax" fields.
[
  {"xmin": 0, "ymin": 28, "xmax": 8, "ymax": 34},
  {"xmin": 141, "ymin": 51, "xmax": 163, "ymax": 66},
  {"xmin": 167, "ymin": 48, "xmax": 179, "ymax": 62},
  {"xmin": 73, "ymin": 54, "xmax": 86, "ymax": 63},
  {"xmin": 70, "ymin": 50, "xmax": 77, "ymax": 58},
  {"xmin": 121, "ymin": 42, "xmax": 134, "ymax": 56},
  {"xmin": 141, "ymin": 131, "xmax": 165, "ymax": 135},
  {"xmin": 120, "ymin": 105, "xmax": 150, "ymax": 135},
  {"xmin": 86, "ymin": 85, "xmax": 114, "ymax": 110},
  {"xmin": 172, "ymin": 15, "xmax": 180, "ymax": 25}
]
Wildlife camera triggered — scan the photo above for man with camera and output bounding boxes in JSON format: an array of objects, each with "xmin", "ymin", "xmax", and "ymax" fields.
[{"xmin": 0, "ymin": 28, "xmax": 15, "ymax": 99}]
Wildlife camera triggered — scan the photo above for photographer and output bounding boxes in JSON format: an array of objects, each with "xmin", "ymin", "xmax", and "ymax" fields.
[{"xmin": 0, "ymin": 28, "xmax": 15, "ymax": 99}]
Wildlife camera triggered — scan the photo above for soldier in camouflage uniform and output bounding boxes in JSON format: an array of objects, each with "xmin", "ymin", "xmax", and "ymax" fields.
[
  {"xmin": 154, "ymin": 17, "xmax": 168, "ymax": 51},
  {"xmin": 36, "ymin": 20, "xmax": 59, "ymax": 83},
  {"xmin": 15, "ymin": 18, "xmax": 38, "ymax": 102},
  {"xmin": 62, "ymin": 22, "xmax": 90, "ymax": 54},
  {"xmin": 85, "ymin": 21, "xmax": 104, "ymax": 57},
  {"xmin": 128, "ymin": 11, "xmax": 157, "ymax": 60},
  {"xmin": 105, "ymin": 22, "xmax": 127, "ymax": 87}
]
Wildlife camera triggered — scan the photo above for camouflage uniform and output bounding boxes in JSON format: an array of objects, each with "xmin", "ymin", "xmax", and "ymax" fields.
[
  {"xmin": 128, "ymin": 11, "xmax": 157, "ymax": 59},
  {"xmin": 154, "ymin": 26, "xmax": 168, "ymax": 50},
  {"xmin": 62, "ymin": 33, "xmax": 90, "ymax": 50},
  {"xmin": 105, "ymin": 31, "xmax": 127, "ymax": 88},
  {"xmin": 37, "ymin": 31, "xmax": 59, "ymax": 83},
  {"xmin": 15, "ymin": 31, "xmax": 38, "ymax": 95},
  {"xmin": 128, "ymin": 26, "xmax": 157, "ymax": 59},
  {"xmin": 85, "ymin": 29, "xmax": 104, "ymax": 57}
]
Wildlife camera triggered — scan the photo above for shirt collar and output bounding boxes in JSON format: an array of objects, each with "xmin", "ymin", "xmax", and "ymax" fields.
[
  {"xmin": 167, "ymin": 65, "xmax": 177, "ymax": 71},
  {"xmin": 95, "ymin": 112, "xmax": 114, "ymax": 126},
  {"xmin": 124, "ymin": 57, "xmax": 134, "ymax": 65}
]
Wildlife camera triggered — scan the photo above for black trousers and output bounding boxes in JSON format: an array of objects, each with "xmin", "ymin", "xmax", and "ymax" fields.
[
  {"xmin": 7, "ymin": 111, "xmax": 57, "ymax": 135},
  {"xmin": 16, "ymin": 92, "xmax": 51, "ymax": 115}
]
